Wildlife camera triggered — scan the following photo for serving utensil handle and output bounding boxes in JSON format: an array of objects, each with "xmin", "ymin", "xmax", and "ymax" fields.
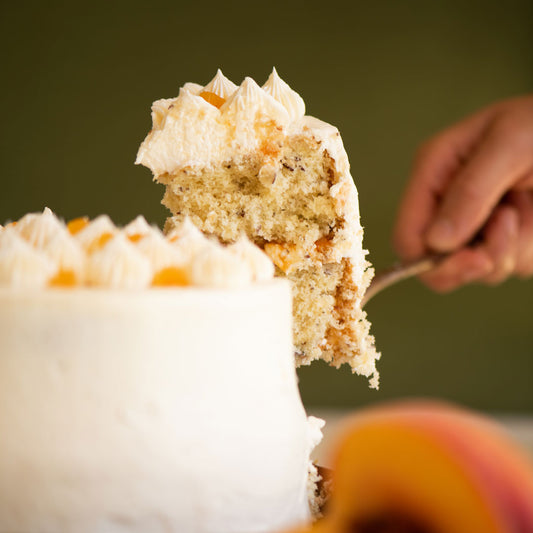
[{"xmin": 362, "ymin": 253, "xmax": 448, "ymax": 307}]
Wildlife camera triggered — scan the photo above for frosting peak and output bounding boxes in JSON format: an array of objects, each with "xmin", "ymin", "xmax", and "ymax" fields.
[
  {"xmin": 136, "ymin": 69, "xmax": 308, "ymax": 175},
  {"xmin": 262, "ymin": 68, "xmax": 305, "ymax": 121},
  {"xmin": 0, "ymin": 210, "xmax": 275, "ymax": 290},
  {"xmin": 202, "ymin": 69, "xmax": 238, "ymax": 99},
  {"xmin": 16, "ymin": 207, "xmax": 64, "ymax": 249},
  {"xmin": 221, "ymin": 76, "xmax": 290, "ymax": 124}
]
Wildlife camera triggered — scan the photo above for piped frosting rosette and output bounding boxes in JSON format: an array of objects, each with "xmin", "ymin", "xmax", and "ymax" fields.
[
  {"xmin": 0, "ymin": 208, "xmax": 273, "ymax": 289},
  {"xmin": 135, "ymin": 68, "xmax": 306, "ymax": 175}
]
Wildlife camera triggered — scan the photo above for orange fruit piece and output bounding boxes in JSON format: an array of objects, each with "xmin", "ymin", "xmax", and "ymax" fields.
[
  {"xmin": 86, "ymin": 232, "xmax": 114, "ymax": 254},
  {"xmin": 128, "ymin": 233, "xmax": 144, "ymax": 243},
  {"xmin": 199, "ymin": 91, "xmax": 226, "ymax": 109},
  {"xmin": 49, "ymin": 269, "xmax": 77, "ymax": 287},
  {"xmin": 67, "ymin": 217, "xmax": 89, "ymax": 235},
  {"xmin": 152, "ymin": 266, "xmax": 189, "ymax": 287}
]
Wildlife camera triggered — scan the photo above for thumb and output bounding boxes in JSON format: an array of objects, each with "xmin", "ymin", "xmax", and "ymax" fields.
[{"xmin": 426, "ymin": 125, "xmax": 525, "ymax": 252}]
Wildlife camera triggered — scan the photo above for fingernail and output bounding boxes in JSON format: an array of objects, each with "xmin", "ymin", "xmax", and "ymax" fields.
[{"xmin": 427, "ymin": 219, "xmax": 455, "ymax": 250}]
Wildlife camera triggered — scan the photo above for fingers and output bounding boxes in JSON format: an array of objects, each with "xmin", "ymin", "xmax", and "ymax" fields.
[
  {"xmin": 425, "ymin": 123, "xmax": 527, "ymax": 253},
  {"xmin": 394, "ymin": 105, "xmax": 497, "ymax": 261},
  {"xmin": 508, "ymin": 190, "xmax": 533, "ymax": 278},
  {"xmin": 425, "ymin": 100, "xmax": 533, "ymax": 253},
  {"xmin": 479, "ymin": 205, "xmax": 519, "ymax": 284},
  {"xmin": 394, "ymin": 96, "xmax": 533, "ymax": 291},
  {"xmin": 418, "ymin": 248, "xmax": 493, "ymax": 292},
  {"xmin": 418, "ymin": 204, "xmax": 523, "ymax": 292}
]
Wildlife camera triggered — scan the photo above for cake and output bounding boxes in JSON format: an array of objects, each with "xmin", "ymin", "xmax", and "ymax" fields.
[
  {"xmin": 136, "ymin": 69, "xmax": 380, "ymax": 388},
  {"xmin": 0, "ymin": 208, "xmax": 323, "ymax": 532}
]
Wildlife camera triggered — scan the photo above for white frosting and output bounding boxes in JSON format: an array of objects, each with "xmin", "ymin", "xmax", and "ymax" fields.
[
  {"xmin": 262, "ymin": 67, "xmax": 305, "ymax": 121},
  {"xmin": 0, "ymin": 281, "xmax": 315, "ymax": 532},
  {"xmin": 16, "ymin": 207, "xmax": 65, "ymax": 249},
  {"xmin": 189, "ymin": 242, "xmax": 253, "ymax": 288},
  {"xmin": 0, "ymin": 211, "xmax": 275, "ymax": 289},
  {"xmin": 228, "ymin": 236, "xmax": 275, "ymax": 282},
  {"xmin": 43, "ymin": 229, "xmax": 85, "ymax": 280},
  {"xmin": 75, "ymin": 215, "xmax": 117, "ymax": 251},
  {"xmin": 136, "ymin": 230, "xmax": 187, "ymax": 272},
  {"xmin": 166, "ymin": 217, "xmax": 215, "ymax": 262},
  {"xmin": 180, "ymin": 83, "xmax": 203, "ymax": 96},
  {"xmin": 136, "ymin": 72, "xmax": 303, "ymax": 174},
  {"xmin": 124, "ymin": 215, "xmax": 152, "ymax": 237},
  {"xmin": 220, "ymin": 76, "xmax": 290, "ymax": 131},
  {"xmin": 307, "ymin": 416, "xmax": 326, "ymax": 452},
  {"xmin": 151, "ymin": 98, "xmax": 175, "ymax": 129},
  {"xmin": 85, "ymin": 234, "xmax": 153, "ymax": 289},
  {"xmin": 202, "ymin": 69, "xmax": 238, "ymax": 99},
  {"xmin": 0, "ymin": 229, "xmax": 56, "ymax": 288}
]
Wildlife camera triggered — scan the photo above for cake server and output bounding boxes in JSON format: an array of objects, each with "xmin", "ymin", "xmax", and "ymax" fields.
[{"xmin": 362, "ymin": 253, "xmax": 448, "ymax": 307}]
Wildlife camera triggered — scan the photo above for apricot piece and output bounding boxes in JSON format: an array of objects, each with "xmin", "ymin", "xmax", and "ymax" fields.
[
  {"xmin": 199, "ymin": 91, "xmax": 225, "ymax": 109},
  {"xmin": 152, "ymin": 266, "xmax": 189, "ymax": 287},
  {"xmin": 284, "ymin": 402, "xmax": 533, "ymax": 533},
  {"xmin": 86, "ymin": 232, "xmax": 113, "ymax": 254},
  {"xmin": 127, "ymin": 233, "xmax": 144, "ymax": 243},
  {"xmin": 264, "ymin": 242, "xmax": 306, "ymax": 274},
  {"xmin": 67, "ymin": 217, "xmax": 89, "ymax": 235},
  {"xmin": 49, "ymin": 269, "xmax": 77, "ymax": 287}
]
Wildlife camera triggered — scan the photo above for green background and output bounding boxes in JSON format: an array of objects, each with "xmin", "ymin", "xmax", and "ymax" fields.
[{"xmin": 1, "ymin": 1, "xmax": 532, "ymax": 412}]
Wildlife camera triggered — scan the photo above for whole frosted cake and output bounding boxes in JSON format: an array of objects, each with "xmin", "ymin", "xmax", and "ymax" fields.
[
  {"xmin": 137, "ymin": 69, "xmax": 380, "ymax": 387},
  {"xmin": 0, "ymin": 209, "xmax": 323, "ymax": 532}
]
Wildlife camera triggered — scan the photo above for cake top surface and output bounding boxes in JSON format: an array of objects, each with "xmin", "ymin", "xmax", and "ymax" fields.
[
  {"xmin": 136, "ymin": 68, "xmax": 342, "ymax": 176},
  {"xmin": 0, "ymin": 208, "xmax": 274, "ymax": 289}
]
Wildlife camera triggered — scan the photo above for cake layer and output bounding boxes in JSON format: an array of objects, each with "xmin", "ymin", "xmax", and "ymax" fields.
[{"xmin": 0, "ymin": 282, "xmax": 316, "ymax": 532}]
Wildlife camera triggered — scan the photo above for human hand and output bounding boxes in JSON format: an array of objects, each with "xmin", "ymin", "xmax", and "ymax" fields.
[{"xmin": 394, "ymin": 95, "xmax": 533, "ymax": 292}]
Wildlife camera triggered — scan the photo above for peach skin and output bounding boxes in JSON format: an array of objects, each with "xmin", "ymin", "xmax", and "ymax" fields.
[{"xmin": 285, "ymin": 401, "xmax": 533, "ymax": 533}]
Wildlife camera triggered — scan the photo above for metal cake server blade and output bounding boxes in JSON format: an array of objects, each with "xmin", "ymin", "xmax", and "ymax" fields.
[{"xmin": 362, "ymin": 253, "xmax": 449, "ymax": 307}]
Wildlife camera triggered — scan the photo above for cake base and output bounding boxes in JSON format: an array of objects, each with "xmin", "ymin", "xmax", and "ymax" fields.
[{"xmin": 0, "ymin": 282, "xmax": 314, "ymax": 532}]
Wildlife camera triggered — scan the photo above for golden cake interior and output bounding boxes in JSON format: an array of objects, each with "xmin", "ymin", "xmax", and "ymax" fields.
[{"xmin": 162, "ymin": 132, "xmax": 376, "ymax": 375}]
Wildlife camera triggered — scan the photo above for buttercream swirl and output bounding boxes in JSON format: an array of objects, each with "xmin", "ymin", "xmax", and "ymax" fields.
[
  {"xmin": 0, "ymin": 229, "xmax": 56, "ymax": 288},
  {"xmin": 16, "ymin": 207, "xmax": 64, "ymax": 249},
  {"xmin": 0, "ymin": 210, "xmax": 274, "ymax": 289},
  {"xmin": 86, "ymin": 234, "xmax": 152, "ymax": 289},
  {"xmin": 202, "ymin": 69, "xmax": 238, "ymax": 99},
  {"xmin": 135, "ymin": 70, "xmax": 308, "ymax": 175},
  {"xmin": 262, "ymin": 67, "xmax": 305, "ymax": 121}
]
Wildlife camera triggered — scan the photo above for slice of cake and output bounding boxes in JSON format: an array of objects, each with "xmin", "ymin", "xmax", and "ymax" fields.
[
  {"xmin": 0, "ymin": 209, "xmax": 323, "ymax": 532},
  {"xmin": 136, "ymin": 69, "xmax": 380, "ymax": 387}
]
